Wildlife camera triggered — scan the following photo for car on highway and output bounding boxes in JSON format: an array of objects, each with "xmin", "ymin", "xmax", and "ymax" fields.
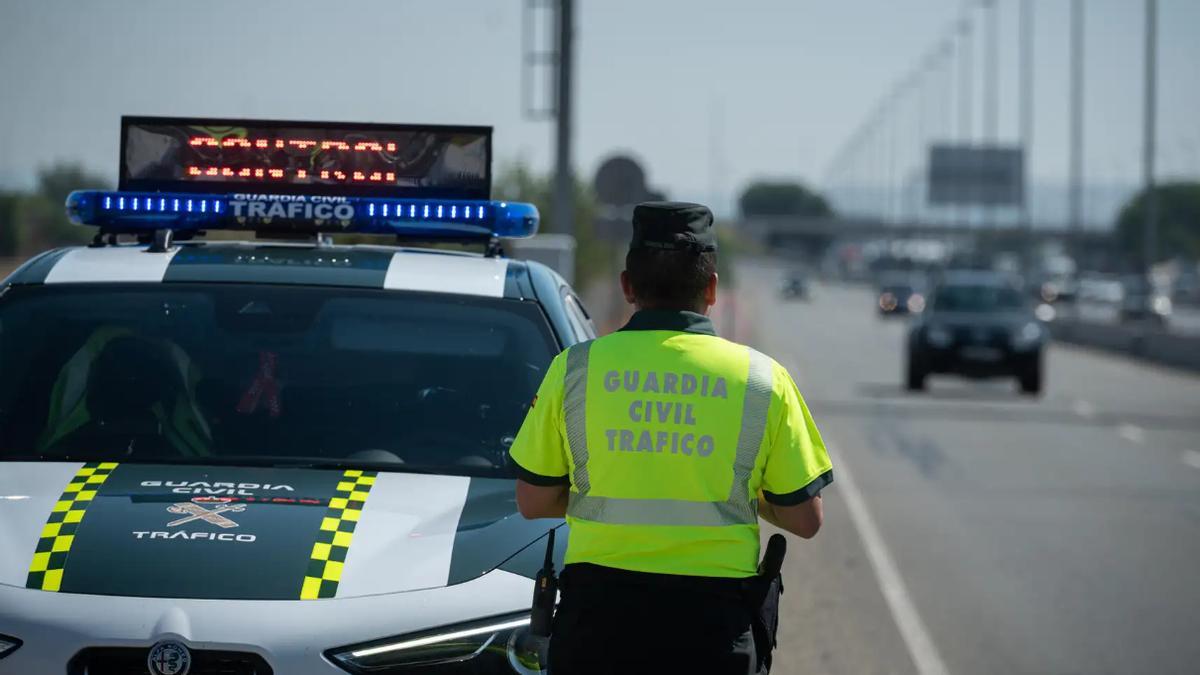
[
  {"xmin": 906, "ymin": 270, "xmax": 1045, "ymax": 395},
  {"xmin": 0, "ymin": 117, "xmax": 582, "ymax": 674},
  {"xmin": 1118, "ymin": 274, "xmax": 1171, "ymax": 327},
  {"xmin": 1173, "ymin": 271, "xmax": 1200, "ymax": 305},
  {"xmin": 877, "ymin": 274, "xmax": 926, "ymax": 317},
  {"xmin": 780, "ymin": 268, "xmax": 810, "ymax": 300}
]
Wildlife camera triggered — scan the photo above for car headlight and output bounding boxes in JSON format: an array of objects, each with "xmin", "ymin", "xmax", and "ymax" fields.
[
  {"xmin": 0, "ymin": 634, "xmax": 21, "ymax": 660},
  {"xmin": 925, "ymin": 325, "xmax": 952, "ymax": 348},
  {"xmin": 1010, "ymin": 321, "xmax": 1043, "ymax": 350},
  {"xmin": 879, "ymin": 293, "xmax": 897, "ymax": 311},
  {"xmin": 1153, "ymin": 295, "xmax": 1172, "ymax": 315},
  {"xmin": 906, "ymin": 293, "xmax": 926, "ymax": 313},
  {"xmin": 327, "ymin": 612, "xmax": 546, "ymax": 674}
]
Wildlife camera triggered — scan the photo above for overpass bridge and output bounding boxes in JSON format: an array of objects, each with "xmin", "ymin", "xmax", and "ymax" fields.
[{"xmin": 735, "ymin": 216, "xmax": 1112, "ymax": 258}]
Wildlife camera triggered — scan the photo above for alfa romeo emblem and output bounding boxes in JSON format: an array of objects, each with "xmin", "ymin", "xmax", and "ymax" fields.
[{"xmin": 147, "ymin": 639, "xmax": 191, "ymax": 675}]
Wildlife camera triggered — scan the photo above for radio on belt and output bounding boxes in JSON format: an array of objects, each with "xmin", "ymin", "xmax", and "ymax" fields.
[{"xmin": 67, "ymin": 115, "xmax": 539, "ymax": 242}]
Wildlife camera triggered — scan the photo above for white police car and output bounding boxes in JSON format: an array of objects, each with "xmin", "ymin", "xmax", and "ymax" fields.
[{"xmin": 0, "ymin": 117, "xmax": 591, "ymax": 674}]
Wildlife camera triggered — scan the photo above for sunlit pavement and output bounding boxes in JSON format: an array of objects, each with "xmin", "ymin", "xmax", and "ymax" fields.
[{"xmin": 739, "ymin": 258, "xmax": 1200, "ymax": 675}]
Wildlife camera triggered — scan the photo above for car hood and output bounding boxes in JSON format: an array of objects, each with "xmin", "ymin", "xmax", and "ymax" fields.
[
  {"xmin": 923, "ymin": 310, "xmax": 1031, "ymax": 329},
  {"xmin": 0, "ymin": 461, "xmax": 560, "ymax": 600}
]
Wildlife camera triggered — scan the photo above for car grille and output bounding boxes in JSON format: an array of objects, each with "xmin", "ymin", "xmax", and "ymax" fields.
[
  {"xmin": 69, "ymin": 647, "xmax": 273, "ymax": 675},
  {"xmin": 952, "ymin": 325, "xmax": 1008, "ymax": 347}
]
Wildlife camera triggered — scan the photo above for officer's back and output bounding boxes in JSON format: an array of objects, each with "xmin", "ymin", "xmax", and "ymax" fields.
[{"xmin": 510, "ymin": 202, "xmax": 833, "ymax": 674}]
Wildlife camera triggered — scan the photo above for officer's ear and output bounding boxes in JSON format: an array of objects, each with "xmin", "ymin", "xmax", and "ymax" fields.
[
  {"xmin": 620, "ymin": 270, "xmax": 638, "ymax": 305},
  {"xmin": 704, "ymin": 272, "xmax": 719, "ymax": 309}
]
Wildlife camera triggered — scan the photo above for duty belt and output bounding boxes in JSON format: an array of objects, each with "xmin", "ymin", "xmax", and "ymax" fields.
[{"xmin": 561, "ymin": 563, "xmax": 750, "ymax": 600}]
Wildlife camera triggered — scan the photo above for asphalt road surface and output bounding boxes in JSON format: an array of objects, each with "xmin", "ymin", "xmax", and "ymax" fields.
[{"xmin": 740, "ymin": 259, "xmax": 1200, "ymax": 675}]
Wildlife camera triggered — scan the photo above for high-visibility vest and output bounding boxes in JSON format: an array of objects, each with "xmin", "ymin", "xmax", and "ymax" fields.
[{"xmin": 510, "ymin": 310, "xmax": 832, "ymax": 579}]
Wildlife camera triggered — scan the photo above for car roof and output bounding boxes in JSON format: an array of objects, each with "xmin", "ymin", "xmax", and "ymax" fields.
[{"xmin": 4, "ymin": 240, "xmax": 549, "ymax": 301}]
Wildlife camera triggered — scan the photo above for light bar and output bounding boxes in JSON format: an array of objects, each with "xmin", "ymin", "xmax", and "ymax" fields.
[{"xmin": 65, "ymin": 190, "xmax": 538, "ymax": 240}]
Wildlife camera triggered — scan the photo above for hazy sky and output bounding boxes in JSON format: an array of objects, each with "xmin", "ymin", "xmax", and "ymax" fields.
[{"xmin": 1, "ymin": 0, "xmax": 1197, "ymax": 214}]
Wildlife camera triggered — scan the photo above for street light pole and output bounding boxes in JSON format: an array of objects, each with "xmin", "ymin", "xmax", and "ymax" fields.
[
  {"xmin": 938, "ymin": 37, "xmax": 954, "ymax": 225},
  {"xmin": 1068, "ymin": 0, "xmax": 1085, "ymax": 259},
  {"xmin": 957, "ymin": 16, "xmax": 973, "ymax": 228},
  {"xmin": 1019, "ymin": 0, "xmax": 1034, "ymax": 258},
  {"xmin": 887, "ymin": 93, "xmax": 899, "ymax": 224},
  {"xmin": 552, "ymin": 0, "xmax": 575, "ymax": 241},
  {"xmin": 982, "ymin": 0, "xmax": 998, "ymax": 231},
  {"xmin": 1142, "ymin": 0, "xmax": 1159, "ymax": 274},
  {"xmin": 982, "ymin": 0, "xmax": 999, "ymax": 145}
]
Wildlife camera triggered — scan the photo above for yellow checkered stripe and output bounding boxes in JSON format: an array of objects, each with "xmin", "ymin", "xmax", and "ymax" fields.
[
  {"xmin": 26, "ymin": 461, "xmax": 118, "ymax": 592},
  {"xmin": 300, "ymin": 469, "xmax": 378, "ymax": 600}
]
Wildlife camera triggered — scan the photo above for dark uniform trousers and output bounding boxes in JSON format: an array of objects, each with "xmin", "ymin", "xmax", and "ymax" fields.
[{"xmin": 549, "ymin": 564, "xmax": 759, "ymax": 675}]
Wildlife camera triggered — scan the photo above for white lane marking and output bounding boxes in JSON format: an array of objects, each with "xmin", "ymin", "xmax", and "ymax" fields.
[
  {"xmin": 383, "ymin": 253, "xmax": 508, "ymax": 297},
  {"xmin": 830, "ymin": 444, "xmax": 951, "ymax": 675},
  {"xmin": 1181, "ymin": 450, "xmax": 1200, "ymax": 470},
  {"xmin": 1118, "ymin": 424, "xmax": 1145, "ymax": 445},
  {"xmin": 1072, "ymin": 400, "xmax": 1096, "ymax": 419},
  {"xmin": 44, "ymin": 246, "xmax": 180, "ymax": 284}
]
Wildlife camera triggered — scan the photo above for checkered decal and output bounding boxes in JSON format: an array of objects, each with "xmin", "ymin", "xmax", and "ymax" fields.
[
  {"xmin": 300, "ymin": 469, "xmax": 377, "ymax": 599},
  {"xmin": 26, "ymin": 462, "xmax": 119, "ymax": 591}
]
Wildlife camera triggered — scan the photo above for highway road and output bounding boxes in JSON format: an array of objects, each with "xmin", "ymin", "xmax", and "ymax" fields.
[{"xmin": 738, "ymin": 259, "xmax": 1200, "ymax": 675}]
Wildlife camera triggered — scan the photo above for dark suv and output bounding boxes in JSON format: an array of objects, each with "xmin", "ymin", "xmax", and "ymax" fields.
[{"xmin": 907, "ymin": 271, "xmax": 1045, "ymax": 395}]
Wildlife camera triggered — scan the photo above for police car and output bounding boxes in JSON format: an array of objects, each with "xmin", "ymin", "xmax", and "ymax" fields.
[{"xmin": 0, "ymin": 117, "xmax": 589, "ymax": 674}]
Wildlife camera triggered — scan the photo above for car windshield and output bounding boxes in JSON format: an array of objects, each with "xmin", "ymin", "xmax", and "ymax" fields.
[
  {"xmin": 933, "ymin": 283, "xmax": 1024, "ymax": 312},
  {"xmin": 0, "ymin": 284, "xmax": 558, "ymax": 478}
]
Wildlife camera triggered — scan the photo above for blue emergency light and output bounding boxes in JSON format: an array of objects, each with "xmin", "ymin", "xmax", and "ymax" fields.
[{"xmin": 66, "ymin": 190, "xmax": 539, "ymax": 240}]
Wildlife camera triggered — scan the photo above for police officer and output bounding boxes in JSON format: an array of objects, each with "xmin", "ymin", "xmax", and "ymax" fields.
[{"xmin": 509, "ymin": 202, "xmax": 833, "ymax": 674}]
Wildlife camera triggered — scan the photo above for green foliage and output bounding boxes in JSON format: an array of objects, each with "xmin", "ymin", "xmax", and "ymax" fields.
[
  {"xmin": 715, "ymin": 227, "xmax": 740, "ymax": 288},
  {"xmin": 738, "ymin": 180, "xmax": 833, "ymax": 218},
  {"xmin": 0, "ymin": 162, "xmax": 111, "ymax": 257},
  {"xmin": 493, "ymin": 160, "xmax": 615, "ymax": 292},
  {"xmin": 37, "ymin": 164, "xmax": 110, "ymax": 207},
  {"xmin": 1115, "ymin": 181, "xmax": 1200, "ymax": 263},
  {"xmin": 0, "ymin": 193, "xmax": 21, "ymax": 255}
]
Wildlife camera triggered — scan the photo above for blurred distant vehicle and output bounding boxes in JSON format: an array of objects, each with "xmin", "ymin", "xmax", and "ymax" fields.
[
  {"xmin": 780, "ymin": 269, "xmax": 810, "ymax": 300},
  {"xmin": 1077, "ymin": 274, "xmax": 1124, "ymax": 304},
  {"xmin": 907, "ymin": 271, "xmax": 1045, "ymax": 395},
  {"xmin": 877, "ymin": 274, "xmax": 926, "ymax": 317},
  {"xmin": 1038, "ymin": 276, "xmax": 1077, "ymax": 305},
  {"xmin": 1171, "ymin": 272, "xmax": 1200, "ymax": 306},
  {"xmin": 1118, "ymin": 274, "xmax": 1171, "ymax": 326}
]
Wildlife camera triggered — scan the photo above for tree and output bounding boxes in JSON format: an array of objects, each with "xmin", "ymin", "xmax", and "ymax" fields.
[
  {"xmin": 738, "ymin": 181, "xmax": 833, "ymax": 218},
  {"xmin": 493, "ymin": 160, "xmax": 613, "ymax": 292},
  {"xmin": 1115, "ymin": 181, "xmax": 1200, "ymax": 264},
  {"xmin": 36, "ymin": 163, "xmax": 111, "ymax": 207},
  {"xmin": 0, "ymin": 163, "xmax": 111, "ymax": 257},
  {"xmin": 0, "ymin": 193, "xmax": 23, "ymax": 256}
]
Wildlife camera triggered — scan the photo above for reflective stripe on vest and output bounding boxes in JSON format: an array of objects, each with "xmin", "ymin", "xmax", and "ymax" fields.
[
  {"xmin": 563, "ymin": 345, "xmax": 774, "ymax": 527},
  {"xmin": 564, "ymin": 340, "xmax": 594, "ymax": 495}
]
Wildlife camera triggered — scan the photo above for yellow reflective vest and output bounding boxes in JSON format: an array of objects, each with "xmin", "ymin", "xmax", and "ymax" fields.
[{"xmin": 509, "ymin": 310, "xmax": 833, "ymax": 578}]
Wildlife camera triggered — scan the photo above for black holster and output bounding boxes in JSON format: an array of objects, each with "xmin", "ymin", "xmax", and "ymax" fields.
[{"xmin": 745, "ymin": 534, "xmax": 787, "ymax": 673}]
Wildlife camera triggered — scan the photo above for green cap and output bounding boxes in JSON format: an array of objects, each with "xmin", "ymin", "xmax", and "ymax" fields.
[{"xmin": 630, "ymin": 201, "xmax": 717, "ymax": 253}]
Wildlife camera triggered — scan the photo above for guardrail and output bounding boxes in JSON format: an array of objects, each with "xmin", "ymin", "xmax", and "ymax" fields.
[{"xmin": 1049, "ymin": 318, "xmax": 1200, "ymax": 373}]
